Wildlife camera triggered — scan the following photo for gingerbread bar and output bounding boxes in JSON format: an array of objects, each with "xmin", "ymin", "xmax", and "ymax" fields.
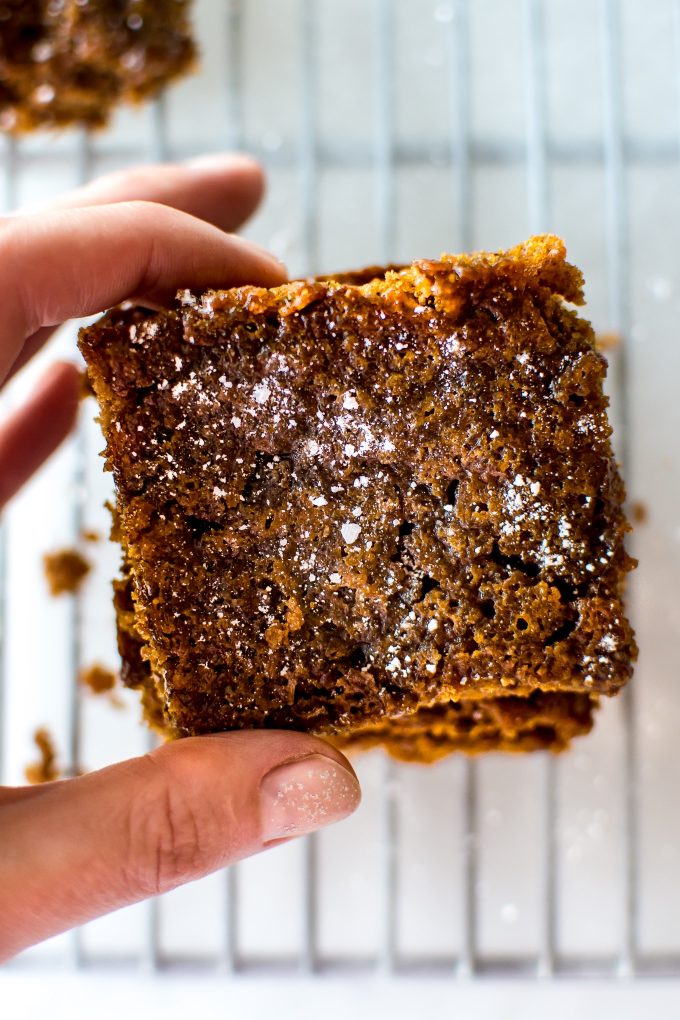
[{"xmin": 79, "ymin": 236, "xmax": 636, "ymax": 758}]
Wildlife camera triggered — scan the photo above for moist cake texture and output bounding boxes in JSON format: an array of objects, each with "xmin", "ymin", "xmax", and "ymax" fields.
[
  {"xmin": 79, "ymin": 235, "xmax": 636, "ymax": 760},
  {"xmin": 0, "ymin": 0, "xmax": 195, "ymax": 133}
]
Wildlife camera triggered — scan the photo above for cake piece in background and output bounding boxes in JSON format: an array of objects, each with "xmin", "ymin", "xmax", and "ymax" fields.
[{"xmin": 0, "ymin": 0, "xmax": 196, "ymax": 133}]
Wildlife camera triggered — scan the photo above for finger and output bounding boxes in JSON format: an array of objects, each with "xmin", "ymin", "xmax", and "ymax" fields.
[
  {"xmin": 3, "ymin": 325, "xmax": 53, "ymax": 382},
  {"xmin": 5, "ymin": 155, "xmax": 266, "ymax": 381},
  {"xmin": 33, "ymin": 153, "xmax": 265, "ymax": 233},
  {"xmin": 0, "ymin": 361, "xmax": 80, "ymax": 508},
  {"xmin": 0, "ymin": 201, "xmax": 286, "ymax": 383},
  {"xmin": 0, "ymin": 785, "xmax": 52, "ymax": 807},
  {"xmin": 0, "ymin": 731, "xmax": 360, "ymax": 961}
]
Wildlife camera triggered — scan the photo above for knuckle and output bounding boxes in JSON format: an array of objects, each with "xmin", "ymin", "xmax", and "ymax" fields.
[{"xmin": 123, "ymin": 748, "xmax": 226, "ymax": 898}]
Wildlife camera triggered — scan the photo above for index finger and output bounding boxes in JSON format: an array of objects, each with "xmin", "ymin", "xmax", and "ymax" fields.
[
  {"xmin": 0, "ymin": 200, "xmax": 286, "ymax": 384},
  {"xmin": 23, "ymin": 153, "xmax": 266, "ymax": 234},
  {"xmin": 5, "ymin": 154, "xmax": 269, "ymax": 380}
]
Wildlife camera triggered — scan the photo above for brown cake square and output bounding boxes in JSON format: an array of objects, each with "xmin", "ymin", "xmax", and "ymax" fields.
[{"xmin": 79, "ymin": 235, "xmax": 636, "ymax": 758}]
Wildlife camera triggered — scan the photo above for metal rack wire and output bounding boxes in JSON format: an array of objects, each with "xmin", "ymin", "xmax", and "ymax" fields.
[{"xmin": 1, "ymin": 0, "xmax": 679, "ymax": 985}]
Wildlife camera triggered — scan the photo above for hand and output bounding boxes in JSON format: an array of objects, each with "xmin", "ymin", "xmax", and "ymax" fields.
[{"xmin": 0, "ymin": 157, "xmax": 361, "ymax": 962}]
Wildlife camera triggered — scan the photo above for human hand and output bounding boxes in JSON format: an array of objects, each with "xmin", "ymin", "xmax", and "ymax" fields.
[{"xmin": 0, "ymin": 157, "xmax": 361, "ymax": 962}]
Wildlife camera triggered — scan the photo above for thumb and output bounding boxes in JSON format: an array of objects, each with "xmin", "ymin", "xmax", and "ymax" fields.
[{"xmin": 0, "ymin": 731, "xmax": 360, "ymax": 961}]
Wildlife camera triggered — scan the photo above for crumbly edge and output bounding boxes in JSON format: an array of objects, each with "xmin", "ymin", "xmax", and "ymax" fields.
[{"xmin": 333, "ymin": 692, "xmax": 597, "ymax": 763}]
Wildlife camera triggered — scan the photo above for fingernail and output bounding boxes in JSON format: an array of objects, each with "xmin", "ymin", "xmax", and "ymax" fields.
[{"xmin": 260, "ymin": 754, "xmax": 361, "ymax": 843}]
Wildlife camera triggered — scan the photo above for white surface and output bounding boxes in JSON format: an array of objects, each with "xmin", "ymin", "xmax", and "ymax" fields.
[
  {"xmin": 5, "ymin": 973, "xmax": 680, "ymax": 1020},
  {"xmin": 1, "ymin": 0, "xmax": 680, "ymax": 1013}
]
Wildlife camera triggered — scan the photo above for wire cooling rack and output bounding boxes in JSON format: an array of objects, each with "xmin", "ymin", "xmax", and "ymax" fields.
[{"xmin": 2, "ymin": 0, "xmax": 680, "ymax": 1009}]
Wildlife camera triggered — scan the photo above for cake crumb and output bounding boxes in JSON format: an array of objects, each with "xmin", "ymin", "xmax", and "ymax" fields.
[
  {"xmin": 595, "ymin": 331, "xmax": 621, "ymax": 353},
  {"xmin": 630, "ymin": 500, "xmax": 648, "ymax": 525},
  {"xmin": 80, "ymin": 663, "xmax": 117, "ymax": 695},
  {"xmin": 25, "ymin": 728, "xmax": 61, "ymax": 785},
  {"xmin": 43, "ymin": 548, "xmax": 91, "ymax": 596},
  {"xmin": 80, "ymin": 663, "xmax": 124, "ymax": 708},
  {"xmin": 81, "ymin": 529, "xmax": 101, "ymax": 544}
]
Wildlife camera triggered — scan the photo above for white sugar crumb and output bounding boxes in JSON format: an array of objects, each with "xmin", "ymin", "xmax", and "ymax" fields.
[
  {"xmin": 427, "ymin": 619, "xmax": 438, "ymax": 632},
  {"xmin": 489, "ymin": 429, "xmax": 500, "ymax": 440},
  {"xmin": 530, "ymin": 481, "xmax": 541, "ymax": 495},
  {"xmin": 343, "ymin": 392, "xmax": 359, "ymax": 410},
  {"xmin": 425, "ymin": 663, "xmax": 437, "ymax": 674},
  {"xmin": 386, "ymin": 656, "xmax": 401, "ymax": 672},
  {"xmin": 599, "ymin": 634, "xmax": 618, "ymax": 652},
  {"xmin": 32, "ymin": 40, "xmax": 53, "ymax": 62},
  {"xmin": 329, "ymin": 572, "xmax": 342, "ymax": 584},
  {"xmin": 341, "ymin": 522, "xmax": 361, "ymax": 544},
  {"xmin": 231, "ymin": 415, "xmax": 242, "ymax": 427},
  {"xmin": 382, "ymin": 438, "xmax": 396, "ymax": 452},
  {"xmin": 516, "ymin": 352, "xmax": 530, "ymax": 364},
  {"xmin": 344, "ymin": 443, "xmax": 356, "ymax": 457},
  {"xmin": 32, "ymin": 79, "xmax": 53, "ymax": 102},
  {"xmin": 253, "ymin": 383, "xmax": 271, "ymax": 404},
  {"xmin": 514, "ymin": 474, "xmax": 525, "ymax": 487},
  {"xmin": 172, "ymin": 381, "xmax": 188, "ymax": 397},
  {"xmin": 311, "ymin": 495, "xmax": 328, "ymax": 507},
  {"xmin": 306, "ymin": 440, "xmax": 320, "ymax": 456},
  {"xmin": 179, "ymin": 289, "xmax": 195, "ymax": 306},
  {"xmin": 213, "ymin": 486, "xmax": 227, "ymax": 498}
]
